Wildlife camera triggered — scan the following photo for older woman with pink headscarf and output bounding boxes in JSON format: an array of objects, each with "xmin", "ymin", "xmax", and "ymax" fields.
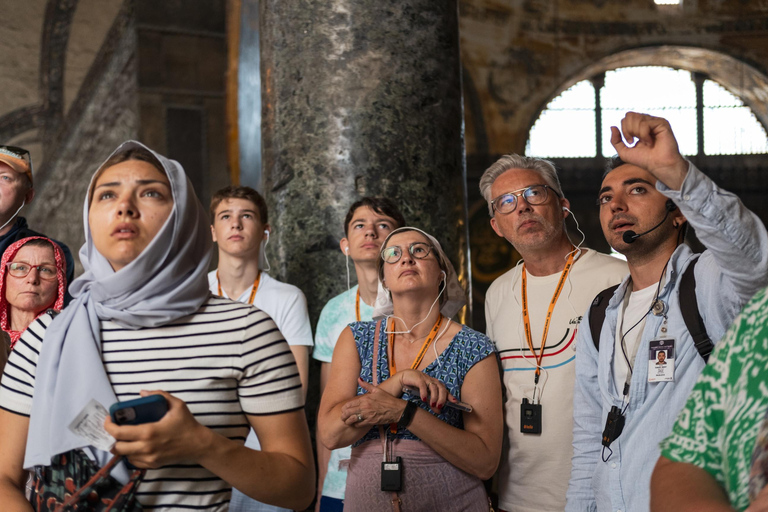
[{"xmin": 0, "ymin": 236, "xmax": 66, "ymax": 352}]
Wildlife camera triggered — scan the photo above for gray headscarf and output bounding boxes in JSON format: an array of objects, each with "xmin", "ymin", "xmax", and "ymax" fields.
[
  {"xmin": 372, "ymin": 227, "xmax": 466, "ymax": 320},
  {"xmin": 25, "ymin": 141, "xmax": 212, "ymax": 474}
]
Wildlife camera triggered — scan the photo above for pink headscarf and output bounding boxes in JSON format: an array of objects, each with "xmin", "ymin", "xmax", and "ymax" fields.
[{"xmin": 0, "ymin": 236, "xmax": 67, "ymax": 349}]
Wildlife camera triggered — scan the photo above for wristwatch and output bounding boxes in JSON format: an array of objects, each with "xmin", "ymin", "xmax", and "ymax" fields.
[{"xmin": 397, "ymin": 400, "xmax": 419, "ymax": 429}]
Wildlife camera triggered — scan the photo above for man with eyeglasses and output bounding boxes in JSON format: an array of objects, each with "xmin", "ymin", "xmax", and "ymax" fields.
[
  {"xmin": 480, "ymin": 155, "xmax": 627, "ymax": 512},
  {"xmin": 566, "ymin": 112, "xmax": 768, "ymax": 512},
  {"xmin": 0, "ymin": 146, "xmax": 74, "ymax": 301}
]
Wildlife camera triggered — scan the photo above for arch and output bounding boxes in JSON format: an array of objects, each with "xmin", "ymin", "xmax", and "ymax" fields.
[
  {"xmin": 0, "ymin": 0, "xmax": 79, "ymax": 145},
  {"xmin": 532, "ymin": 45, "xmax": 768, "ymax": 134}
]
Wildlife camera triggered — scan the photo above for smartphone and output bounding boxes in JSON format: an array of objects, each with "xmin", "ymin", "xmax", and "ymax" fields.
[
  {"xmin": 401, "ymin": 385, "xmax": 473, "ymax": 413},
  {"xmin": 110, "ymin": 395, "xmax": 169, "ymax": 425}
]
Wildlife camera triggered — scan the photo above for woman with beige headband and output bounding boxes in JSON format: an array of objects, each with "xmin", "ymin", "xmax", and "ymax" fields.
[{"xmin": 318, "ymin": 227, "xmax": 503, "ymax": 511}]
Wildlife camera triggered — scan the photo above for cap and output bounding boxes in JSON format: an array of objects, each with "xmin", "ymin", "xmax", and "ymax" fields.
[{"xmin": 0, "ymin": 146, "xmax": 33, "ymax": 186}]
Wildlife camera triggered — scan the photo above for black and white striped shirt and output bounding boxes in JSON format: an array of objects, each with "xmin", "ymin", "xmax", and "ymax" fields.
[{"xmin": 0, "ymin": 296, "xmax": 304, "ymax": 511}]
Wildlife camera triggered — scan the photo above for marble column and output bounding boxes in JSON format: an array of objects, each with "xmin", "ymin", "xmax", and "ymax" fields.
[{"xmin": 259, "ymin": 1, "xmax": 470, "ymax": 323}]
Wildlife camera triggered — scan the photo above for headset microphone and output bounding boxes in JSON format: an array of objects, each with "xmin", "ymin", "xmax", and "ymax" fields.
[{"xmin": 622, "ymin": 200, "xmax": 677, "ymax": 244}]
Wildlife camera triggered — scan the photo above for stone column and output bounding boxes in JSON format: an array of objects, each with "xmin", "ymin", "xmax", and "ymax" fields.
[{"xmin": 259, "ymin": 0, "xmax": 470, "ymax": 323}]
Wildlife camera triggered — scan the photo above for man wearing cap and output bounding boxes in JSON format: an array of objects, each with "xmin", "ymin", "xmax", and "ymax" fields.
[{"xmin": 0, "ymin": 146, "xmax": 74, "ymax": 297}]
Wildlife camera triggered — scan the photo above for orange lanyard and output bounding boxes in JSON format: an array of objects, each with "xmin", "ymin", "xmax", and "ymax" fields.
[
  {"xmin": 355, "ymin": 289, "xmax": 361, "ymax": 322},
  {"xmin": 521, "ymin": 251, "xmax": 575, "ymax": 384},
  {"xmin": 217, "ymin": 271, "xmax": 261, "ymax": 305},
  {"xmin": 387, "ymin": 315, "xmax": 443, "ymax": 433}
]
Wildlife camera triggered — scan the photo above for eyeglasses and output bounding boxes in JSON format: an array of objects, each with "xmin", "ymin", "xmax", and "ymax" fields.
[
  {"xmin": 0, "ymin": 145, "xmax": 33, "ymax": 174},
  {"xmin": 6, "ymin": 262, "xmax": 58, "ymax": 281},
  {"xmin": 381, "ymin": 242, "xmax": 434, "ymax": 264},
  {"xmin": 490, "ymin": 184, "xmax": 560, "ymax": 215}
]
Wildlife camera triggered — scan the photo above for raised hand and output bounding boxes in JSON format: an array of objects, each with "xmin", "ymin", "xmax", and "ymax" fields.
[{"xmin": 610, "ymin": 112, "xmax": 689, "ymax": 190}]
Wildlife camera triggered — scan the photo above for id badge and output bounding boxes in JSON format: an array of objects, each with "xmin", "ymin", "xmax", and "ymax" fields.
[{"xmin": 648, "ymin": 338, "xmax": 675, "ymax": 382}]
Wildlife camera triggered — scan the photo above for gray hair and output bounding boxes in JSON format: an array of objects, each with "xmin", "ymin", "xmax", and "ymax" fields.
[{"xmin": 479, "ymin": 154, "xmax": 564, "ymax": 216}]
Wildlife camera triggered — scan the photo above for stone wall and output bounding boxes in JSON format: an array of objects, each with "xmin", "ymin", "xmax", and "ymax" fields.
[
  {"xmin": 0, "ymin": 0, "xmax": 123, "ymax": 170},
  {"xmin": 1, "ymin": 0, "xmax": 230, "ymax": 274},
  {"xmin": 3, "ymin": 0, "xmax": 768, "ymax": 323},
  {"xmin": 25, "ymin": 5, "xmax": 139, "ymax": 274},
  {"xmin": 134, "ymin": 0, "xmax": 229, "ymax": 225}
]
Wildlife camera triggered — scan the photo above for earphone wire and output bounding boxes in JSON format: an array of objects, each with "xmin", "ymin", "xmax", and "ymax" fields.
[
  {"xmin": 431, "ymin": 318, "xmax": 453, "ymax": 367},
  {"xmin": 563, "ymin": 206, "xmax": 586, "ymax": 261},
  {"xmin": 562, "ymin": 206, "xmax": 588, "ymax": 321},
  {"xmin": 0, "ymin": 200, "xmax": 25, "ymax": 233},
  {"xmin": 345, "ymin": 250, "xmax": 351, "ymax": 291},
  {"xmin": 619, "ymin": 256, "xmax": 671, "ymax": 388},
  {"xmin": 384, "ymin": 273, "xmax": 447, "ymax": 335},
  {"xmin": 261, "ymin": 231, "xmax": 271, "ymax": 272}
]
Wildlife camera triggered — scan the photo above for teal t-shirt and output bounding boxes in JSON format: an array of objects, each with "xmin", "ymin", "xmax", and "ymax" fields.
[
  {"xmin": 313, "ymin": 285, "xmax": 373, "ymax": 363},
  {"xmin": 661, "ymin": 286, "xmax": 768, "ymax": 510},
  {"xmin": 313, "ymin": 285, "xmax": 374, "ymax": 500}
]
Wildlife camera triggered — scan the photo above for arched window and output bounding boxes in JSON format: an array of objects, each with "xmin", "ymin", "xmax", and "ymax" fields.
[{"xmin": 526, "ymin": 66, "xmax": 768, "ymax": 158}]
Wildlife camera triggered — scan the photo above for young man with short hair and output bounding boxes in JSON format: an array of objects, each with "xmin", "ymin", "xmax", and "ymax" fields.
[
  {"xmin": 209, "ymin": 186, "xmax": 313, "ymax": 512},
  {"xmin": 312, "ymin": 197, "xmax": 405, "ymax": 511}
]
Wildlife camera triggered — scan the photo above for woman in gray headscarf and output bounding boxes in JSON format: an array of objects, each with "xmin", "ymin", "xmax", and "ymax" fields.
[
  {"xmin": 0, "ymin": 142, "xmax": 314, "ymax": 511},
  {"xmin": 317, "ymin": 227, "xmax": 503, "ymax": 511}
]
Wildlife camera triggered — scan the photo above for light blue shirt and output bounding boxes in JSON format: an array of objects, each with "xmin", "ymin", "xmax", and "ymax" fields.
[
  {"xmin": 566, "ymin": 162, "xmax": 768, "ymax": 512},
  {"xmin": 313, "ymin": 285, "xmax": 374, "ymax": 500}
]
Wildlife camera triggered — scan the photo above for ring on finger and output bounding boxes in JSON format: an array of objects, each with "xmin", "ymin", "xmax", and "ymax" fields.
[{"xmin": 357, "ymin": 413, "xmax": 363, "ymax": 422}]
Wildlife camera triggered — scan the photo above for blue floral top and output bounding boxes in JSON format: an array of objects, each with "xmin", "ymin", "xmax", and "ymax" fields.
[{"xmin": 351, "ymin": 320, "xmax": 496, "ymax": 446}]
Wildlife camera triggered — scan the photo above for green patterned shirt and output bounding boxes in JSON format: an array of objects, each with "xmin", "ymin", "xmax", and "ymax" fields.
[{"xmin": 661, "ymin": 286, "xmax": 768, "ymax": 510}]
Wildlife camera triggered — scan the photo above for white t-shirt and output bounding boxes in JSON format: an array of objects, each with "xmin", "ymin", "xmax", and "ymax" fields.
[
  {"xmin": 208, "ymin": 271, "xmax": 313, "ymax": 348},
  {"xmin": 485, "ymin": 249, "xmax": 627, "ymax": 512},
  {"xmin": 0, "ymin": 297, "xmax": 304, "ymax": 511},
  {"xmin": 208, "ymin": 270, "xmax": 312, "ymax": 459},
  {"xmin": 613, "ymin": 284, "xmax": 657, "ymax": 395}
]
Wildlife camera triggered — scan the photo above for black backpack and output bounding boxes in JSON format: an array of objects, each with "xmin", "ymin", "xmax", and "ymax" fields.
[{"xmin": 588, "ymin": 258, "xmax": 714, "ymax": 362}]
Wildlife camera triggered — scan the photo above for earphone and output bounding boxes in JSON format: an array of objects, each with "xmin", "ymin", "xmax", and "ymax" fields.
[
  {"xmin": 344, "ymin": 246, "xmax": 351, "ymax": 290},
  {"xmin": 563, "ymin": 206, "xmax": 586, "ymax": 257},
  {"xmin": 0, "ymin": 200, "xmax": 25, "ymax": 232},
  {"xmin": 260, "ymin": 230, "xmax": 271, "ymax": 272}
]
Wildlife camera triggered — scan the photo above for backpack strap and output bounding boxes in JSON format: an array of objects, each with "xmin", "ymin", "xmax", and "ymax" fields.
[
  {"xmin": 679, "ymin": 257, "xmax": 713, "ymax": 362},
  {"xmin": 587, "ymin": 258, "xmax": 712, "ymax": 361},
  {"xmin": 589, "ymin": 284, "xmax": 620, "ymax": 351}
]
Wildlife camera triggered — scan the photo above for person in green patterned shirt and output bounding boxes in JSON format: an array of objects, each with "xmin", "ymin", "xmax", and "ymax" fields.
[{"xmin": 652, "ymin": 286, "xmax": 768, "ymax": 511}]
